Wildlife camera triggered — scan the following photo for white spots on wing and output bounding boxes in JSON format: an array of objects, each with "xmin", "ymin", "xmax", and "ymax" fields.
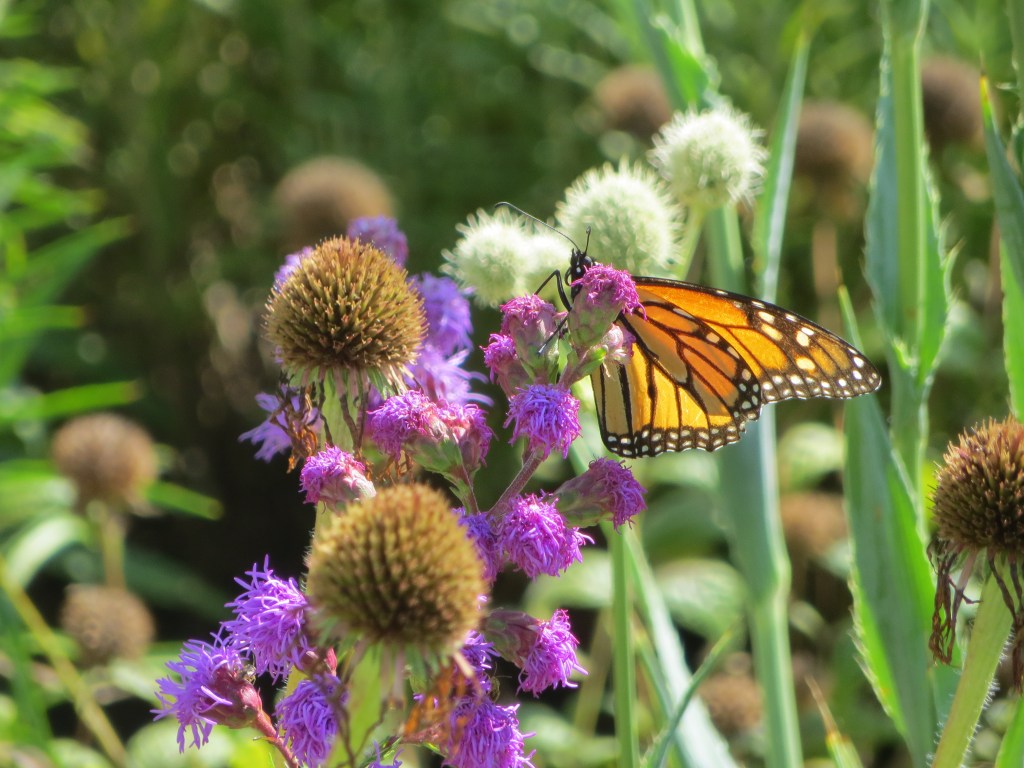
[{"xmin": 796, "ymin": 357, "xmax": 816, "ymax": 372}]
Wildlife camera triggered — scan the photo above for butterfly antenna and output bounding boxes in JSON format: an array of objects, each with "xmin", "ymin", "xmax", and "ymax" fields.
[{"xmin": 494, "ymin": 201, "xmax": 582, "ymax": 253}]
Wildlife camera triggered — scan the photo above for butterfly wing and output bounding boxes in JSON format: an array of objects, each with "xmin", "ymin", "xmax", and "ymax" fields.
[{"xmin": 591, "ymin": 278, "xmax": 881, "ymax": 457}]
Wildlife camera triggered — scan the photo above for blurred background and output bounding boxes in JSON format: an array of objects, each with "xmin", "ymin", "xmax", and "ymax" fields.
[{"xmin": 1, "ymin": 0, "xmax": 1018, "ymax": 764}]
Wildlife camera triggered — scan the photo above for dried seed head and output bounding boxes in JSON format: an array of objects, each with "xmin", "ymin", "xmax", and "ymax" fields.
[
  {"xmin": 793, "ymin": 100, "xmax": 873, "ymax": 221},
  {"xmin": 921, "ymin": 56, "xmax": 982, "ymax": 153},
  {"xmin": 780, "ymin": 492, "xmax": 848, "ymax": 560},
  {"xmin": 61, "ymin": 585, "xmax": 155, "ymax": 666},
  {"xmin": 266, "ymin": 236, "xmax": 424, "ymax": 390},
  {"xmin": 698, "ymin": 656, "xmax": 763, "ymax": 738},
  {"xmin": 306, "ymin": 484, "xmax": 484, "ymax": 661},
  {"xmin": 932, "ymin": 417, "xmax": 1024, "ymax": 554},
  {"xmin": 273, "ymin": 156, "xmax": 394, "ymax": 252},
  {"xmin": 52, "ymin": 413, "xmax": 157, "ymax": 508},
  {"xmin": 593, "ymin": 65, "xmax": 672, "ymax": 139},
  {"xmin": 930, "ymin": 416, "xmax": 1024, "ymax": 685}
]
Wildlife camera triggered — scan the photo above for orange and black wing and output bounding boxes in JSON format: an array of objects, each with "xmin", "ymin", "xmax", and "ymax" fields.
[{"xmin": 590, "ymin": 278, "xmax": 881, "ymax": 457}]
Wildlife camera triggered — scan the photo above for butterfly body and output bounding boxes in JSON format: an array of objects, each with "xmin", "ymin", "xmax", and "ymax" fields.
[{"xmin": 564, "ymin": 249, "xmax": 881, "ymax": 457}]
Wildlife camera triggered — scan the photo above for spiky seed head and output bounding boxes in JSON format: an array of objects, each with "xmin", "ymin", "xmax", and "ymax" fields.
[
  {"xmin": 650, "ymin": 106, "xmax": 766, "ymax": 211},
  {"xmin": 698, "ymin": 662, "xmax": 763, "ymax": 738},
  {"xmin": 932, "ymin": 417, "xmax": 1024, "ymax": 554},
  {"xmin": 306, "ymin": 483, "xmax": 485, "ymax": 661},
  {"xmin": 60, "ymin": 585, "xmax": 155, "ymax": 666},
  {"xmin": 266, "ymin": 236, "xmax": 424, "ymax": 390},
  {"xmin": 556, "ymin": 161, "xmax": 680, "ymax": 276},
  {"xmin": 273, "ymin": 156, "xmax": 394, "ymax": 252},
  {"xmin": 52, "ymin": 413, "xmax": 157, "ymax": 508}
]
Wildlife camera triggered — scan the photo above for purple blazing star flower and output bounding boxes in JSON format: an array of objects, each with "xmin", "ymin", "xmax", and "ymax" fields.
[
  {"xmin": 568, "ymin": 263, "xmax": 642, "ymax": 350},
  {"xmin": 499, "ymin": 494, "xmax": 589, "ymax": 578},
  {"xmin": 459, "ymin": 630, "xmax": 498, "ymax": 693},
  {"xmin": 240, "ymin": 387, "xmax": 323, "ymax": 462},
  {"xmin": 482, "ymin": 333, "xmax": 529, "ymax": 396},
  {"xmin": 504, "ymin": 384, "xmax": 581, "ymax": 459},
  {"xmin": 459, "ymin": 508, "xmax": 503, "ymax": 582},
  {"xmin": 444, "ymin": 697, "xmax": 535, "ymax": 768},
  {"xmin": 413, "ymin": 273, "xmax": 474, "ymax": 357},
  {"xmin": 347, "ymin": 216, "xmax": 408, "ymax": 265},
  {"xmin": 221, "ymin": 558, "xmax": 313, "ymax": 683},
  {"xmin": 300, "ymin": 446, "xmax": 376, "ymax": 506},
  {"xmin": 366, "ymin": 390, "xmax": 443, "ymax": 460},
  {"xmin": 276, "ymin": 676, "xmax": 344, "ymax": 768},
  {"xmin": 154, "ymin": 636, "xmax": 270, "ymax": 752},
  {"xmin": 517, "ymin": 609, "xmax": 585, "ymax": 695},
  {"xmin": 482, "ymin": 608, "xmax": 585, "ymax": 695},
  {"xmin": 273, "ymin": 247, "xmax": 313, "ymax": 290},
  {"xmin": 409, "ymin": 347, "xmax": 490, "ymax": 406},
  {"xmin": 556, "ymin": 458, "xmax": 646, "ymax": 529}
]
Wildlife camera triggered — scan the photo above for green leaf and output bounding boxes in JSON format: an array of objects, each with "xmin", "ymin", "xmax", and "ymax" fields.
[
  {"xmin": 2, "ymin": 512, "xmax": 90, "ymax": 586},
  {"xmin": 752, "ymin": 31, "xmax": 808, "ymax": 303},
  {"xmin": 843, "ymin": 387, "xmax": 937, "ymax": 766},
  {"xmin": 0, "ymin": 381, "xmax": 142, "ymax": 426},
  {"xmin": 145, "ymin": 481, "xmax": 222, "ymax": 520},
  {"xmin": 654, "ymin": 558, "xmax": 746, "ymax": 639},
  {"xmin": 995, "ymin": 698, "xmax": 1024, "ymax": 768},
  {"xmin": 981, "ymin": 77, "xmax": 1024, "ymax": 417}
]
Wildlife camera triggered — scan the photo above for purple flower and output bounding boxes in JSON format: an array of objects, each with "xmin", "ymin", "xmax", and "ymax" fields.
[
  {"xmin": 517, "ymin": 609, "xmax": 585, "ymax": 695},
  {"xmin": 409, "ymin": 347, "xmax": 490, "ymax": 406},
  {"xmin": 154, "ymin": 637, "xmax": 268, "ymax": 752},
  {"xmin": 573, "ymin": 264, "xmax": 641, "ymax": 316},
  {"xmin": 459, "ymin": 630, "xmax": 498, "ymax": 693},
  {"xmin": 556, "ymin": 458, "xmax": 647, "ymax": 529},
  {"xmin": 274, "ymin": 247, "xmax": 313, "ymax": 290},
  {"xmin": 568, "ymin": 264, "xmax": 642, "ymax": 350},
  {"xmin": 459, "ymin": 508, "xmax": 503, "ymax": 582},
  {"xmin": 444, "ymin": 698, "xmax": 535, "ymax": 768},
  {"xmin": 347, "ymin": 216, "xmax": 408, "ymax": 265},
  {"xmin": 221, "ymin": 558, "xmax": 313, "ymax": 683},
  {"xmin": 440, "ymin": 401, "xmax": 494, "ymax": 472},
  {"xmin": 413, "ymin": 273, "xmax": 474, "ymax": 357},
  {"xmin": 300, "ymin": 446, "xmax": 376, "ymax": 506},
  {"xmin": 499, "ymin": 294, "xmax": 560, "ymax": 339},
  {"xmin": 366, "ymin": 390, "xmax": 444, "ymax": 461},
  {"xmin": 482, "ymin": 333, "xmax": 528, "ymax": 396},
  {"xmin": 240, "ymin": 387, "xmax": 323, "ymax": 462},
  {"xmin": 504, "ymin": 385, "xmax": 581, "ymax": 459},
  {"xmin": 276, "ymin": 676, "xmax": 343, "ymax": 768},
  {"xmin": 499, "ymin": 494, "xmax": 589, "ymax": 578}
]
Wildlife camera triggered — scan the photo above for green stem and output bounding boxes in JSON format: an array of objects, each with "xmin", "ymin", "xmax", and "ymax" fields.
[
  {"xmin": 706, "ymin": 207, "xmax": 803, "ymax": 768},
  {"xmin": 96, "ymin": 505, "xmax": 126, "ymax": 589},
  {"xmin": 609, "ymin": 526, "xmax": 640, "ymax": 768},
  {"xmin": 932, "ymin": 570, "xmax": 1015, "ymax": 768},
  {"xmin": 1010, "ymin": 0, "xmax": 1024, "ymax": 115},
  {"xmin": 0, "ymin": 555, "xmax": 126, "ymax": 766}
]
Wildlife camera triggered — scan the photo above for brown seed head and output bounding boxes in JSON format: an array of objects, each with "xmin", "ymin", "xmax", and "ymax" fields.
[
  {"xmin": 921, "ymin": 56, "xmax": 982, "ymax": 153},
  {"xmin": 265, "ymin": 236, "xmax": 424, "ymax": 389},
  {"xmin": 273, "ymin": 156, "xmax": 394, "ymax": 252},
  {"xmin": 52, "ymin": 413, "xmax": 157, "ymax": 507},
  {"xmin": 594, "ymin": 65, "xmax": 673, "ymax": 140},
  {"xmin": 306, "ymin": 484, "xmax": 484, "ymax": 659},
  {"xmin": 60, "ymin": 585, "xmax": 155, "ymax": 666},
  {"xmin": 793, "ymin": 101, "xmax": 873, "ymax": 221},
  {"xmin": 698, "ymin": 663, "xmax": 763, "ymax": 737},
  {"xmin": 932, "ymin": 417, "xmax": 1024, "ymax": 554}
]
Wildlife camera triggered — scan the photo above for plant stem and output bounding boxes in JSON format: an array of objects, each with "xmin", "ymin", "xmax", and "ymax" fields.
[
  {"xmin": 932, "ymin": 571, "xmax": 1014, "ymax": 768},
  {"xmin": 0, "ymin": 555, "xmax": 127, "ymax": 766},
  {"xmin": 609, "ymin": 527, "xmax": 640, "ymax": 768}
]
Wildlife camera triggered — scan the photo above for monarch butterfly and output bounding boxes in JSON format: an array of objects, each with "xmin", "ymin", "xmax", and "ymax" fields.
[{"xmin": 557, "ymin": 242, "xmax": 882, "ymax": 458}]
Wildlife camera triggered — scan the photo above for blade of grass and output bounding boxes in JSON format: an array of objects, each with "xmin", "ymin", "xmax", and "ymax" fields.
[
  {"xmin": 707, "ymin": 207, "xmax": 802, "ymax": 768},
  {"xmin": 752, "ymin": 31, "xmax": 809, "ymax": 302},
  {"xmin": 995, "ymin": 698, "xmax": 1024, "ymax": 767},
  {"xmin": 981, "ymin": 75, "xmax": 1024, "ymax": 417}
]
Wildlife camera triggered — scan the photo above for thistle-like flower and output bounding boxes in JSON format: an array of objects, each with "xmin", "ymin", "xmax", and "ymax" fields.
[
  {"xmin": 442, "ymin": 209, "xmax": 542, "ymax": 307},
  {"xmin": 265, "ymin": 235, "xmax": 425, "ymax": 393},
  {"xmin": 930, "ymin": 416, "xmax": 1024, "ymax": 686},
  {"xmin": 650, "ymin": 105, "xmax": 766, "ymax": 210},
  {"xmin": 305, "ymin": 484, "xmax": 485, "ymax": 663},
  {"xmin": 556, "ymin": 161, "xmax": 680, "ymax": 276}
]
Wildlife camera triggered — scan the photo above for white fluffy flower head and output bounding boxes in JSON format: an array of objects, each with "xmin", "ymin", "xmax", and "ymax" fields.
[
  {"xmin": 556, "ymin": 161, "xmax": 681, "ymax": 276},
  {"xmin": 650, "ymin": 105, "xmax": 766, "ymax": 210}
]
